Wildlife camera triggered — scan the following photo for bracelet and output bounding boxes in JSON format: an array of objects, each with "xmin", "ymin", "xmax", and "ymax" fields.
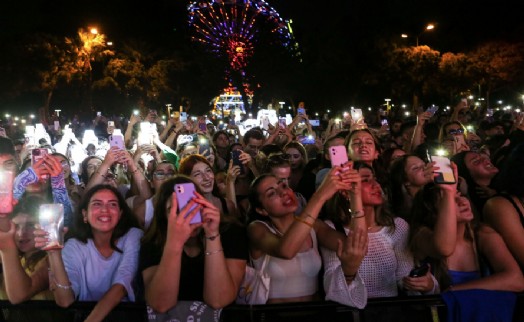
[
  {"xmin": 54, "ymin": 281, "xmax": 73, "ymax": 290},
  {"xmin": 304, "ymin": 212, "xmax": 316, "ymax": 221},
  {"xmin": 294, "ymin": 216, "xmax": 315, "ymax": 228},
  {"xmin": 205, "ymin": 249, "xmax": 223, "ymax": 256},
  {"xmin": 350, "ymin": 210, "xmax": 365, "ymax": 219},
  {"xmin": 205, "ymin": 233, "xmax": 220, "ymax": 241}
]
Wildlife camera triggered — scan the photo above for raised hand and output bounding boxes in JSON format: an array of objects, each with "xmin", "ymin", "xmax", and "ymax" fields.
[
  {"xmin": 337, "ymin": 226, "xmax": 368, "ymax": 278},
  {"xmin": 167, "ymin": 192, "xmax": 203, "ymax": 249},
  {"xmin": 192, "ymin": 192, "xmax": 220, "ymax": 237}
]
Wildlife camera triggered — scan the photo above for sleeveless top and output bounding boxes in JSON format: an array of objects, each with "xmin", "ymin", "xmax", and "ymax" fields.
[
  {"xmin": 252, "ymin": 220, "xmax": 322, "ymax": 299},
  {"xmin": 495, "ymin": 193, "xmax": 524, "ymax": 227},
  {"xmin": 144, "ymin": 197, "xmax": 154, "ymax": 230},
  {"xmin": 449, "ymin": 270, "xmax": 481, "ymax": 286}
]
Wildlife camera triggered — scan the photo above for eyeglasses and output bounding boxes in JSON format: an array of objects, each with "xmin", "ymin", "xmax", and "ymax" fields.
[
  {"xmin": 448, "ymin": 128, "xmax": 464, "ymax": 136},
  {"xmin": 60, "ymin": 160, "xmax": 70, "ymax": 168},
  {"xmin": 153, "ymin": 171, "xmax": 176, "ymax": 180}
]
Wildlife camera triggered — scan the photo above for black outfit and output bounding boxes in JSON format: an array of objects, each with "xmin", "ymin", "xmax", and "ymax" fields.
[{"xmin": 139, "ymin": 223, "xmax": 249, "ymax": 301}]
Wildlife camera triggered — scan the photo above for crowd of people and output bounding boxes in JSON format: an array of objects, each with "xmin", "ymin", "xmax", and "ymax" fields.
[{"xmin": 0, "ymin": 99, "xmax": 524, "ymax": 322}]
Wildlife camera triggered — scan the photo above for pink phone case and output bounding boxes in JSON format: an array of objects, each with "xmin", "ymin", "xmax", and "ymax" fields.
[
  {"xmin": 329, "ymin": 146, "xmax": 349, "ymax": 167},
  {"xmin": 109, "ymin": 135, "xmax": 125, "ymax": 150},
  {"xmin": 32, "ymin": 148, "xmax": 49, "ymax": 180},
  {"xmin": 174, "ymin": 183, "xmax": 202, "ymax": 224}
]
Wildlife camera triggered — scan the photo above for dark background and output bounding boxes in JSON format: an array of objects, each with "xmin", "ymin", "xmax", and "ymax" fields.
[{"xmin": 0, "ymin": 0, "xmax": 523, "ymax": 116}]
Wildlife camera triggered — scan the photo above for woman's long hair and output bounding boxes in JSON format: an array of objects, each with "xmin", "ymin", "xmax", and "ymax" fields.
[
  {"xmin": 72, "ymin": 184, "xmax": 139, "ymax": 253},
  {"xmin": 410, "ymin": 183, "xmax": 477, "ymax": 290}
]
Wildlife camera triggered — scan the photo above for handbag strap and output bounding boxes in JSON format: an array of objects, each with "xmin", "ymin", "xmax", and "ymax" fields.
[{"xmin": 259, "ymin": 254, "xmax": 270, "ymax": 273}]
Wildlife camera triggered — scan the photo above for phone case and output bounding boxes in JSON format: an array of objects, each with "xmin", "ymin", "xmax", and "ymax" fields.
[
  {"xmin": 409, "ymin": 263, "xmax": 429, "ymax": 277},
  {"xmin": 329, "ymin": 146, "xmax": 349, "ymax": 167},
  {"xmin": 32, "ymin": 148, "xmax": 49, "ymax": 180},
  {"xmin": 39, "ymin": 204, "xmax": 65, "ymax": 250},
  {"xmin": 431, "ymin": 155, "xmax": 456, "ymax": 184},
  {"xmin": 174, "ymin": 183, "xmax": 202, "ymax": 224},
  {"xmin": 108, "ymin": 121, "xmax": 115, "ymax": 127},
  {"xmin": 297, "ymin": 108, "xmax": 305, "ymax": 115},
  {"xmin": 109, "ymin": 134, "xmax": 125, "ymax": 150},
  {"xmin": 278, "ymin": 118, "xmax": 287, "ymax": 128},
  {"xmin": 199, "ymin": 122, "xmax": 207, "ymax": 132},
  {"xmin": 351, "ymin": 109, "xmax": 363, "ymax": 120},
  {"xmin": 0, "ymin": 170, "xmax": 14, "ymax": 214},
  {"xmin": 231, "ymin": 150, "xmax": 245, "ymax": 174}
]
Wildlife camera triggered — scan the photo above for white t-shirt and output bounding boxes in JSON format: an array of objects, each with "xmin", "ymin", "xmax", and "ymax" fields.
[{"xmin": 62, "ymin": 227, "xmax": 143, "ymax": 302}]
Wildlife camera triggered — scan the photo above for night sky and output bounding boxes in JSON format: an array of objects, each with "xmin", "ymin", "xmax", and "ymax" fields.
[{"xmin": 0, "ymin": 0, "xmax": 523, "ymax": 114}]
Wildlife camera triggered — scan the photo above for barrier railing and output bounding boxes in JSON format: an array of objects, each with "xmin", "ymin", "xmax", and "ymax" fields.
[{"xmin": 1, "ymin": 293, "xmax": 523, "ymax": 322}]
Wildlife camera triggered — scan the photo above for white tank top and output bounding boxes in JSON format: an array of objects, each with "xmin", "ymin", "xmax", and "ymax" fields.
[
  {"xmin": 144, "ymin": 197, "xmax": 154, "ymax": 230},
  {"xmin": 252, "ymin": 220, "xmax": 322, "ymax": 299}
]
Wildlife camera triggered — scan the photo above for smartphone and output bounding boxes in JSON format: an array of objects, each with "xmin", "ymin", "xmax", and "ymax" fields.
[
  {"xmin": 198, "ymin": 122, "xmax": 207, "ymax": 132},
  {"xmin": 300, "ymin": 135, "xmax": 316, "ymax": 145},
  {"xmin": 309, "ymin": 119, "xmax": 320, "ymax": 127},
  {"xmin": 32, "ymin": 148, "xmax": 49, "ymax": 180},
  {"xmin": 431, "ymin": 155, "xmax": 456, "ymax": 184},
  {"xmin": 0, "ymin": 170, "xmax": 14, "ymax": 214},
  {"xmin": 297, "ymin": 107, "xmax": 305, "ymax": 115},
  {"xmin": 173, "ymin": 111, "xmax": 180, "ymax": 119},
  {"xmin": 133, "ymin": 110, "xmax": 140, "ymax": 116},
  {"xmin": 231, "ymin": 150, "xmax": 245, "ymax": 174},
  {"xmin": 278, "ymin": 117, "xmax": 287, "ymax": 128},
  {"xmin": 409, "ymin": 263, "xmax": 429, "ymax": 277},
  {"xmin": 351, "ymin": 109, "xmax": 363, "ymax": 121},
  {"xmin": 97, "ymin": 111, "xmax": 102, "ymax": 117},
  {"xmin": 329, "ymin": 146, "xmax": 349, "ymax": 167},
  {"xmin": 174, "ymin": 183, "xmax": 202, "ymax": 224},
  {"xmin": 54, "ymin": 121, "xmax": 60, "ymax": 131},
  {"xmin": 39, "ymin": 204, "xmax": 65, "ymax": 250},
  {"xmin": 108, "ymin": 121, "xmax": 115, "ymax": 127},
  {"xmin": 180, "ymin": 112, "xmax": 188, "ymax": 122},
  {"xmin": 381, "ymin": 119, "xmax": 389, "ymax": 126},
  {"xmin": 109, "ymin": 134, "xmax": 125, "ymax": 150},
  {"xmin": 426, "ymin": 106, "xmax": 439, "ymax": 116}
]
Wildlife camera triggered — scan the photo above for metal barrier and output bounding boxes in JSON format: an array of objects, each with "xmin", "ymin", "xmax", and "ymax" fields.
[{"xmin": 1, "ymin": 293, "xmax": 523, "ymax": 322}]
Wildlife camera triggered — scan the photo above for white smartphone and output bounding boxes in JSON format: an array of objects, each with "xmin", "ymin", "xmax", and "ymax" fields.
[
  {"xmin": 109, "ymin": 134, "xmax": 125, "ymax": 150},
  {"xmin": 351, "ymin": 109, "xmax": 363, "ymax": 121},
  {"xmin": 431, "ymin": 155, "xmax": 456, "ymax": 184}
]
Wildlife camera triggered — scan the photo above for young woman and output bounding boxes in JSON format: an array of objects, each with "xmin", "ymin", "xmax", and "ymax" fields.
[
  {"xmin": 345, "ymin": 129, "xmax": 387, "ymax": 186},
  {"xmin": 0, "ymin": 195, "xmax": 53, "ymax": 302},
  {"xmin": 246, "ymin": 166, "xmax": 351, "ymax": 303},
  {"xmin": 388, "ymin": 155, "xmax": 435, "ymax": 220},
  {"xmin": 321, "ymin": 162, "xmax": 436, "ymax": 309},
  {"xmin": 483, "ymin": 143, "xmax": 524, "ymax": 268},
  {"xmin": 410, "ymin": 164, "xmax": 524, "ymax": 292},
  {"xmin": 283, "ymin": 141, "xmax": 315, "ymax": 201},
  {"xmin": 132, "ymin": 160, "xmax": 176, "ymax": 229},
  {"xmin": 35, "ymin": 184, "xmax": 143, "ymax": 322},
  {"xmin": 178, "ymin": 155, "xmax": 238, "ymax": 221},
  {"xmin": 451, "ymin": 150, "xmax": 499, "ymax": 216},
  {"xmin": 140, "ymin": 176, "xmax": 247, "ymax": 313}
]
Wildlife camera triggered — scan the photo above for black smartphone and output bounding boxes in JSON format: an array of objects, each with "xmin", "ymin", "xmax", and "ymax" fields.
[
  {"xmin": 231, "ymin": 150, "xmax": 245, "ymax": 174},
  {"xmin": 409, "ymin": 263, "xmax": 429, "ymax": 277}
]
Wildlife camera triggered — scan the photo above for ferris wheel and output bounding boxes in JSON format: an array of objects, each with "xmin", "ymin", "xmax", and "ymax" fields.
[{"xmin": 187, "ymin": 0, "xmax": 294, "ymax": 71}]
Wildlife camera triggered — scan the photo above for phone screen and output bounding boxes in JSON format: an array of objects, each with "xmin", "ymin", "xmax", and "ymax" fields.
[
  {"xmin": 431, "ymin": 155, "xmax": 456, "ymax": 184},
  {"xmin": 0, "ymin": 170, "xmax": 14, "ymax": 214},
  {"xmin": 174, "ymin": 183, "xmax": 202, "ymax": 224}
]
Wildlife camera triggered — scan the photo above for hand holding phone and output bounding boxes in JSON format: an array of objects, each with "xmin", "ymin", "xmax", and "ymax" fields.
[
  {"xmin": 409, "ymin": 263, "xmax": 429, "ymax": 277},
  {"xmin": 32, "ymin": 148, "xmax": 50, "ymax": 180},
  {"xmin": 231, "ymin": 150, "xmax": 245, "ymax": 174},
  {"xmin": 431, "ymin": 155, "xmax": 456, "ymax": 184},
  {"xmin": 174, "ymin": 183, "xmax": 202, "ymax": 224}
]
